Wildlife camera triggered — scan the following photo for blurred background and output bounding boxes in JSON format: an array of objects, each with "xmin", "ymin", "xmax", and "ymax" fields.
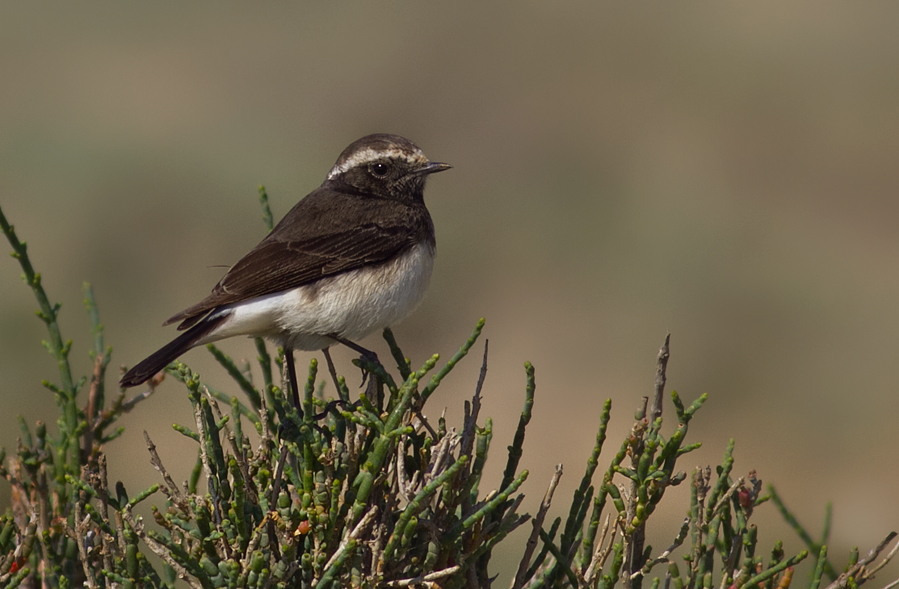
[{"xmin": 2, "ymin": 3, "xmax": 898, "ymax": 584}]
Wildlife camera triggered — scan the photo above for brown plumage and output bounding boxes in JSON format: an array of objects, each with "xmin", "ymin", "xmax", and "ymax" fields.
[{"xmin": 120, "ymin": 134, "xmax": 449, "ymax": 388}]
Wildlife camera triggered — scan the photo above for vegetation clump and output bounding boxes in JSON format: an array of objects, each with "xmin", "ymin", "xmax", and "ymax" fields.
[{"xmin": 1, "ymin": 198, "xmax": 896, "ymax": 589}]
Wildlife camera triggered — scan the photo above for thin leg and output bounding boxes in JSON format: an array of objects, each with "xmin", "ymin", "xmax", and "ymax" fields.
[
  {"xmin": 322, "ymin": 348, "xmax": 349, "ymax": 403},
  {"xmin": 327, "ymin": 334, "xmax": 382, "ymax": 406},
  {"xmin": 285, "ymin": 346, "xmax": 302, "ymax": 419},
  {"xmin": 329, "ymin": 334, "xmax": 382, "ymax": 386},
  {"xmin": 328, "ymin": 335, "xmax": 378, "ymax": 361}
]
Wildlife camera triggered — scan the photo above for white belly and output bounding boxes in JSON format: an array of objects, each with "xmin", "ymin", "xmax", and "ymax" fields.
[{"xmin": 198, "ymin": 241, "xmax": 435, "ymax": 350}]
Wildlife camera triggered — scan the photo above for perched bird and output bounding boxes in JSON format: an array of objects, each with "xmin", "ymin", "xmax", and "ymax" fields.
[{"xmin": 120, "ymin": 134, "xmax": 450, "ymax": 395}]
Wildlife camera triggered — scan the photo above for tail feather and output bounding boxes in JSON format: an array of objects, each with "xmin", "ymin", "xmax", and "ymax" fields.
[{"xmin": 120, "ymin": 313, "xmax": 228, "ymax": 388}]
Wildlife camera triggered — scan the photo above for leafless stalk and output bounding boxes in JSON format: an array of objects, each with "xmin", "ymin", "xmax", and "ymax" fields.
[
  {"xmin": 143, "ymin": 431, "xmax": 186, "ymax": 507},
  {"xmin": 82, "ymin": 354, "xmax": 104, "ymax": 462},
  {"xmin": 649, "ymin": 334, "xmax": 670, "ymax": 428},
  {"xmin": 121, "ymin": 507, "xmax": 203, "ymax": 589},
  {"xmin": 598, "ymin": 516, "xmax": 621, "ymax": 573},
  {"xmin": 324, "ymin": 505, "xmax": 380, "ymax": 573},
  {"xmin": 710, "ymin": 477, "xmax": 745, "ymax": 518},
  {"xmin": 71, "ymin": 506, "xmax": 97, "ymax": 588},
  {"xmin": 384, "ymin": 565, "xmax": 461, "ymax": 587},
  {"xmin": 631, "ymin": 517, "xmax": 691, "ymax": 581},
  {"xmin": 823, "ymin": 532, "xmax": 899, "ymax": 589},
  {"xmin": 460, "ymin": 341, "xmax": 488, "ymax": 460},
  {"xmin": 120, "ymin": 380, "xmax": 158, "ymax": 412},
  {"xmin": 512, "ymin": 463, "xmax": 564, "ymax": 589}
]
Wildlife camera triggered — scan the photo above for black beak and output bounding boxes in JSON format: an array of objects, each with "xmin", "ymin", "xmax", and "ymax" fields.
[{"xmin": 417, "ymin": 161, "xmax": 453, "ymax": 175}]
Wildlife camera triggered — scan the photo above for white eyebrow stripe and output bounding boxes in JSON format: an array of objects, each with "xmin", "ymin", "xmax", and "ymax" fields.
[{"xmin": 327, "ymin": 148, "xmax": 425, "ymax": 180}]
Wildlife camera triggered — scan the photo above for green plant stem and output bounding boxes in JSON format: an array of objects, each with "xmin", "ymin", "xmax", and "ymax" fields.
[
  {"xmin": 258, "ymin": 185, "xmax": 274, "ymax": 232},
  {"xmin": 1, "ymin": 204, "xmax": 81, "ymax": 476},
  {"xmin": 420, "ymin": 318, "xmax": 485, "ymax": 402},
  {"xmin": 740, "ymin": 551, "xmax": 809, "ymax": 589},
  {"xmin": 769, "ymin": 485, "xmax": 837, "ymax": 581}
]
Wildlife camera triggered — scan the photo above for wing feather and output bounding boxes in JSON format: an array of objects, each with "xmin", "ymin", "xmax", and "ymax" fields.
[{"xmin": 165, "ymin": 188, "xmax": 432, "ymax": 329}]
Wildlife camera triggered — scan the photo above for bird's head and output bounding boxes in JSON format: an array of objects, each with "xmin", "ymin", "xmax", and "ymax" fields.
[{"xmin": 326, "ymin": 134, "xmax": 451, "ymax": 202}]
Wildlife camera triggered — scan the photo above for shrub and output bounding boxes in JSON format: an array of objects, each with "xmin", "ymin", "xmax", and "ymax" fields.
[{"xmin": 1, "ymin": 199, "xmax": 896, "ymax": 589}]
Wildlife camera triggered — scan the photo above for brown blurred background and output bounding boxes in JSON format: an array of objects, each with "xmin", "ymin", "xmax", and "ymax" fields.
[{"xmin": 2, "ymin": 3, "xmax": 898, "ymax": 583}]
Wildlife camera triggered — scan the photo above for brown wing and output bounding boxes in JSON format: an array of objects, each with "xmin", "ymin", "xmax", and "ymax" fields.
[{"xmin": 166, "ymin": 187, "xmax": 433, "ymax": 329}]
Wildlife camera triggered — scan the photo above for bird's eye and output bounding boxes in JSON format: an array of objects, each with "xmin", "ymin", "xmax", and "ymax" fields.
[{"xmin": 369, "ymin": 162, "xmax": 390, "ymax": 178}]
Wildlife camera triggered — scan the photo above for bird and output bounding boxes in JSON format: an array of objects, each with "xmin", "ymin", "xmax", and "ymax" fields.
[{"xmin": 120, "ymin": 133, "xmax": 451, "ymax": 402}]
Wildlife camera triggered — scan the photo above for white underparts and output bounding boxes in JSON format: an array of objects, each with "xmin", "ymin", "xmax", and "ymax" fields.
[{"xmin": 196, "ymin": 241, "xmax": 435, "ymax": 351}]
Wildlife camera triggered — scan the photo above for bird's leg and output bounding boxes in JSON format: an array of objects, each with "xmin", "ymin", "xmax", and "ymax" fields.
[
  {"xmin": 328, "ymin": 335, "xmax": 382, "ymax": 380},
  {"xmin": 284, "ymin": 346, "xmax": 303, "ymax": 419},
  {"xmin": 328, "ymin": 335, "xmax": 384, "ymax": 406},
  {"xmin": 322, "ymin": 347, "xmax": 349, "ymax": 403},
  {"xmin": 328, "ymin": 335, "xmax": 379, "ymax": 363}
]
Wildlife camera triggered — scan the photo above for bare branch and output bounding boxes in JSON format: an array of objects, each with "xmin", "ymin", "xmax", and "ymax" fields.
[{"xmin": 513, "ymin": 463, "xmax": 564, "ymax": 589}]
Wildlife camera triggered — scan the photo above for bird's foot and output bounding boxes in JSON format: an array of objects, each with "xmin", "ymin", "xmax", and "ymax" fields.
[{"xmin": 327, "ymin": 334, "xmax": 384, "ymax": 388}]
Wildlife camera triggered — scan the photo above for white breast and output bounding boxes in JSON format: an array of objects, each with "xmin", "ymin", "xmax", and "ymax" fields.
[{"xmin": 200, "ymin": 241, "xmax": 435, "ymax": 351}]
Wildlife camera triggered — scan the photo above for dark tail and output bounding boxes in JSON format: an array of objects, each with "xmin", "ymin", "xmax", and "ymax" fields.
[{"xmin": 120, "ymin": 313, "xmax": 228, "ymax": 388}]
